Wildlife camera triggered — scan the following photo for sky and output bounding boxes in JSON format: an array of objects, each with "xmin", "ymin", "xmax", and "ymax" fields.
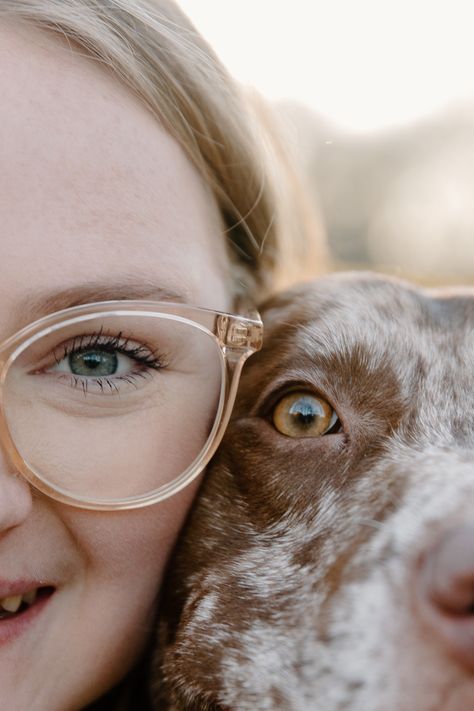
[{"xmin": 179, "ymin": 0, "xmax": 474, "ymax": 132}]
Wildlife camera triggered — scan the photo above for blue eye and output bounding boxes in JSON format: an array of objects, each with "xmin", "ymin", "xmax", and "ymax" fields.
[
  {"xmin": 45, "ymin": 331, "xmax": 166, "ymax": 395},
  {"xmin": 68, "ymin": 349, "xmax": 119, "ymax": 377}
]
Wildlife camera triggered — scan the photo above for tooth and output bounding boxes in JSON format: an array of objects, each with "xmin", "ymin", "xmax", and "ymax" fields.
[
  {"xmin": 1, "ymin": 595, "xmax": 22, "ymax": 613},
  {"xmin": 23, "ymin": 590, "xmax": 37, "ymax": 605}
]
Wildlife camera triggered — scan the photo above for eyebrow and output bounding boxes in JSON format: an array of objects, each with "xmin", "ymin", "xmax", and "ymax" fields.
[{"xmin": 13, "ymin": 277, "xmax": 190, "ymax": 328}]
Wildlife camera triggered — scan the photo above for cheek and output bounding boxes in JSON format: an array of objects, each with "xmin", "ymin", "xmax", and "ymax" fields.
[
  {"xmin": 31, "ymin": 481, "xmax": 203, "ymax": 710},
  {"xmin": 61, "ymin": 476, "xmax": 202, "ymax": 595}
]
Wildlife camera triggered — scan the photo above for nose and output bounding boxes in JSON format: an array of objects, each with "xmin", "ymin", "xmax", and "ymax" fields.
[
  {"xmin": 0, "ymin": 463, "xmax": 33, "ymax": 533},
  {"xmin": 416, "ymin": 525, "xmax": 474, "ymax": 671}
]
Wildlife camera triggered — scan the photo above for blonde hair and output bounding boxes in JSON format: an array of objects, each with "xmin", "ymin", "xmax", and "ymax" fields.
[{"xmin": 0, "ymin": 0, "xmax": 324, "ymax": 300}]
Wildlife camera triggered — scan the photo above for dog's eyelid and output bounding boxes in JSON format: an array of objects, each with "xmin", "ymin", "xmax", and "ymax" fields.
[{"xmin": 257, "ymin": 381, "xmax": 337, "ymax": 418}]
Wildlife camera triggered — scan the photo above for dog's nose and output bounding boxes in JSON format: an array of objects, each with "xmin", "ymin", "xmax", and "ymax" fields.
[{"xmin": 416, "ymin": 525, "xmax": 474, "ymax": 671}]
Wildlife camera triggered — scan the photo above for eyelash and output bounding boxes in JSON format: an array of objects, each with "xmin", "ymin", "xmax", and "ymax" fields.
[{"xmin": 51, "ymin": 330, "xmax": 168, "ymax": 395}]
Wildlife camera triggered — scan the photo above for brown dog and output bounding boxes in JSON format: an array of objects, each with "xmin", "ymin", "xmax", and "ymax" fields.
[{"xmin": 152, "ymin": 272, "xmax": 474, "ymax": 710}]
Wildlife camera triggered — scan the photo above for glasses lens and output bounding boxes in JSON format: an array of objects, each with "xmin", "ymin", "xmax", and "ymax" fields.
[{"xmin": 3, "ymin": 313, "xmax": 224, "ymax": 503}]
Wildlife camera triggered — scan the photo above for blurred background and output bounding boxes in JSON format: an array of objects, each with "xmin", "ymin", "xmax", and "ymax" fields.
[{"xmin": 180, "ymin": 0, "xmax": 474, "ymax": 285}]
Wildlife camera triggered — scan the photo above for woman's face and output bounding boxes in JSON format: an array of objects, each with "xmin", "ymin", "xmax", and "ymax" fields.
[{"xmin": 0, "ymin": 22, "xmax": 231, "ymax": 710}]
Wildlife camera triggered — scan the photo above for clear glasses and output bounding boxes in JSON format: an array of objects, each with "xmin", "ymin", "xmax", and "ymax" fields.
[{"xmin": 0, "ymin": 300, "xmax": 263, "ymax": 511}]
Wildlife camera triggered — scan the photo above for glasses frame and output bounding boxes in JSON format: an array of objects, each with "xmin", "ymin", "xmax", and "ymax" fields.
[{"xmin": 0, "ymin": 300, "xmax": 263, "ymax": 511}]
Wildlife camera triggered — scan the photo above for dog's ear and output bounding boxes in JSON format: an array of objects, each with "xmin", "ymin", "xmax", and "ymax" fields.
[{"xmin": 257, "ymin": 289, "xmax": 300, "ymax": 329}]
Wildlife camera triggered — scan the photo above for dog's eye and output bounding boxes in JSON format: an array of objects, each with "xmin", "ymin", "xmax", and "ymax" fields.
[{"xmin": 272, "ymin": 392, "xmax": 339, "ymax": 438}]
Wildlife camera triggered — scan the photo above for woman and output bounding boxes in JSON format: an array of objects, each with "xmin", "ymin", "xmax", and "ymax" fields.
[{"xmin": 0, "ymin": 1, "xmax": 320, "ymax": 708}]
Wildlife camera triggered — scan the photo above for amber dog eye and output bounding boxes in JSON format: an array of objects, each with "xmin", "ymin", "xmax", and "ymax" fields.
[{"xmin": 272, "ymin": 392, "xmax": 339, "ymax": 438}]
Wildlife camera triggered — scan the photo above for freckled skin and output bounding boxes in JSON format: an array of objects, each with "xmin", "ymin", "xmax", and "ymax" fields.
[
  {"xmin": 0, "ymin": 22, "xmax": 232, "ymax": 711},
  {"xmin": 155, "ymin": 273, "xmax": 474, "ymax": 711}
]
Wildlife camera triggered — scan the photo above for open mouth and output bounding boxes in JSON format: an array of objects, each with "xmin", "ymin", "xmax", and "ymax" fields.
[{"xmin": 0, "ymin": 587, "xmax": 55, "ymax": 621}]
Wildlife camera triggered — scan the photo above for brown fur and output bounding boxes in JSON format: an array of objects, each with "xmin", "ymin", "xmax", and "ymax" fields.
[{"xmin": 151, "ymin": 272, "xmax": 474, "ymax": 710}]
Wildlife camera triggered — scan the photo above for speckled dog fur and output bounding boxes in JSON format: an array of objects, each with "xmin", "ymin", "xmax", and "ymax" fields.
[{"xmin": 152, "ymin": 272, "xmax": 474, "ymax": 710}]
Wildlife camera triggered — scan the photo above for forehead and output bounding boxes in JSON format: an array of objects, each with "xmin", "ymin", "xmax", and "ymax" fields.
[
  {"xmin": 250, "ymin": 275, "xmax": 474, "ymax": 416},
  {"xmin": 263, "ymin": 275, "xmax": 474, "ymax": 356},
  {"xmin": 0, "ymin": 22, "xmax": 230, "ymax": 337}
]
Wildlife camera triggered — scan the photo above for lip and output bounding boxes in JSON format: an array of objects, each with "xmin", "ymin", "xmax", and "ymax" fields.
[
  {"xmin": 0, "ymin": 583, "xmax": 55, "ymax": 646},
  {"xmin": 0, "ymin": 579, "xmax": 52, "ymax": 599}
]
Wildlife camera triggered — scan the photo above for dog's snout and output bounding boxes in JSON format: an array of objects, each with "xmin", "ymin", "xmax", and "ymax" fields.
[{"xmin": 416, "ymin": 525, "xmax": 474, "ymax": 671}]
